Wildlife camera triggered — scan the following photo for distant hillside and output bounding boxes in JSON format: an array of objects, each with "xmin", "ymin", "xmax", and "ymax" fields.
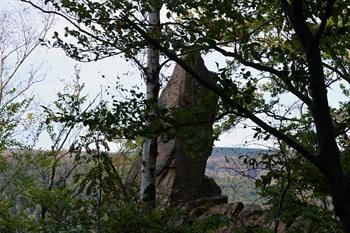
[
  {"xmin": 207, "ymin": 147, "xmax": 273, "ymax": 204},
  {"xmin": 211, "ymin": 147, "xmax": 269, "ymax": 157},
  {"xmin": 1, "ymin": 147, "xmax": 269, "ymax": 204}
]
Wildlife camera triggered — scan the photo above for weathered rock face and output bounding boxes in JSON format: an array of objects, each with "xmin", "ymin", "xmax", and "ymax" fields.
[
  {"xmin": 155, "ymin": 54, "xmax": 220, "ymax": 206},
  {"xmin": 126, "ymin": 54, "xmax": 222, "ymax": 206}
]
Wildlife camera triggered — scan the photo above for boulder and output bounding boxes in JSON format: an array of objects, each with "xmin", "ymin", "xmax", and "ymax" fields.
[
  {"xmin": 207, "ymin": 201, "xmax": 244, "ymax": 216},
  {"xmin": 185, "ymin": 196, "xmax": 229, "ymax": 217},
  {"xmin": 238, "ymin": 204, "xmax": 266, "ymax": 228},
  {"xmin": 183, "ymin": 195, "xmax": 229, "ymax": 211},
  {"xmin": 238, "ymin": 204, "xmax": 263, "ymax": 219},
  {"xmin": 200, "ymin": 175, "xmax": 222, "ymax": 198}
]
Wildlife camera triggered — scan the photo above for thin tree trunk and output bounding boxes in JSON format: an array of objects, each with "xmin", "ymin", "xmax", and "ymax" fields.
[
  {"xmin": 140, "ymin": 5, "xmax": 161, "ymax": 205},
  {"xmin": 0, "ymin": 51, "xmax": 3, "ymax": 105}
]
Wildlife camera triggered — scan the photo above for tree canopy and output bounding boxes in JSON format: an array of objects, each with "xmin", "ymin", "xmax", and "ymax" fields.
[{"xmin": 20, "ymin": 0, "xmax": 350, "ymax": 231}]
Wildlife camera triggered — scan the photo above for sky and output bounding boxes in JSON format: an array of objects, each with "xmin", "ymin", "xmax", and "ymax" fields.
[
  {"xmin": 9, "ymin": 0, "xmax": 349, "ymax": 151},
  {"xmin": 0, "ymin": 0, "xmax": 262, "ymax": 151}
]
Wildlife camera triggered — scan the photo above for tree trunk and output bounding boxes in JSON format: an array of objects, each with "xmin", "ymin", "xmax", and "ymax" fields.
[
  {"xmin": 331, "ymin": 178, "xmax": 350, "ymax": 232},
  {"xmin": 306, "ymin": 41, "xmax": 350, "ymax": 233},
  {"xmin": 140, "ymin": 6, "xmax": 161, "ymax": 205},
  {"xmin": 284, "ymin": 3, "xmax": 350, "ymax": 231}
]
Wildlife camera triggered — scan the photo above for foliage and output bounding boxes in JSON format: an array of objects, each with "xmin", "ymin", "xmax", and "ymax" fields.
[
  {"xmin": 15, "ymin": 0, "xmax": 350, "ymax": 231},
  {"xmin": 0, "ymin": 70, "xmax": 229, "ymax": 232},
  {"xmin": 250, "ymin": 145, "xmax": 343, "ymax": 232}
]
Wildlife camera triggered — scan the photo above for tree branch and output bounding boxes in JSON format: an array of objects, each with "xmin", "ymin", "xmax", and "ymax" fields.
[
  {"xmin": 123, "ymin": 14, "xmax": 319, "ymax": 166},
  {"xmin": 213, "ymin": 46, "xmax": 313, "ymax": 107},
  {"xmin": 322, "ymin": 62, "xmax": 350, "ymax": 83},
  {"xmin": 315, "ymin": 0, "xmax": 336, "ymax": 42},
  {"xmin": 281, "ymin": 0, "xmax": 315, "ymax": 48},
  {"xmin": 22, "ymin": 0, "xmax": 319, "ymax": 168}
]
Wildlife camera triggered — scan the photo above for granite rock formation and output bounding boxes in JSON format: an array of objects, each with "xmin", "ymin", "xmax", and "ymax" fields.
[
  {"xmin": 155, "ymin": 54, "xmax": 220, "ymax": 206},
  {"xmin": 127, "ymin": 54, "xmax": 223, "ymax": 206}
]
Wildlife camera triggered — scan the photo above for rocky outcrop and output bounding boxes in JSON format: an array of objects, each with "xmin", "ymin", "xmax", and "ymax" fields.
[
  {"xmin": 127, "ymin": 54, "xmax": 223, "ymax": 206},
  {"xmin": 155, "ymin": 54, "xmax": 220, "ymax": 206},
  {"xmin": 186, "ymin": 200, "xmax": 297, "ymax": 233},
  {"xmin": 186, "ymin": 201, "xmax": 267, "ymax": 232}
]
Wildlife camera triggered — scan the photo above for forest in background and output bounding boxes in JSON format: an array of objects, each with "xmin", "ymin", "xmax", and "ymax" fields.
[{"xmin": 1, "ymin": 0, "xmax": 350, "ymax": 232}]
